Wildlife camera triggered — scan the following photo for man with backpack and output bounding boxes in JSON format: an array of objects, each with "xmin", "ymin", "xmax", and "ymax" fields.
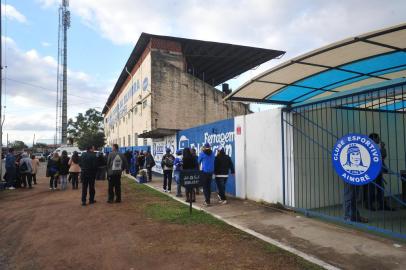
[
  {"xmin": 106, "ymin": 144, "xmax": 128, "ymax": 203},
  {"xmin": 19, "ymin": 153, "xmax": 33, "ymax": 189},
  {"xmin": 161, "ymin": 148, "xmax": 175, "ymax": 193}
]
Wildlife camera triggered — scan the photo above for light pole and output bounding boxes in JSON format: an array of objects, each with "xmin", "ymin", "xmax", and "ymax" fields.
[{"xmin": 125, "ymin": 67, "xmax": 134, "ymax": 147}]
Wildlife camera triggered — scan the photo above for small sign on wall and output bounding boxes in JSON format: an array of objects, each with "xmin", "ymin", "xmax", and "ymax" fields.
[{"xmin": 236, "ymin": 125, "xmax": 242, "ymax": 135}]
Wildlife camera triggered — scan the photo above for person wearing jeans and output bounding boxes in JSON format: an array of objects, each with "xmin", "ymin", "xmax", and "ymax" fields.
[
  {"xmin": 161, "ymin": 148, "xmax": 175, "ymax": 193},
  {"xmin": 59, "ymin": 151, "xmax": 70, "ymax": 191},
  {"xmin": 19, "ymin": 153, "xmax": 33, "ymax": 188},
  {"xmin": 174, "ymin": 150, "xmax": 183, "ymax": 197},
  {"xmin": 198, "ymin": 143, "xmax": 215, "ymax": 206},
  {"xmin": 214, "ymin": 148, "xmax": 235, "ymax": 204},
  {"xmin": 47, "ymin": 153, "xmax": 60, "ymax": 190}
]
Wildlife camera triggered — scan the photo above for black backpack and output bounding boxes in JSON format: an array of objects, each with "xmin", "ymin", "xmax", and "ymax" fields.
[
  {"xmin": 20, "ymin": 161, "xmax": 28, "ymax": 172},
  {"xmin": 164, "ymin": 155, "xmax": 174, "ymax": 167}
]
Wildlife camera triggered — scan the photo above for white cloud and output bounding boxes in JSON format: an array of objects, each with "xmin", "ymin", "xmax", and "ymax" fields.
[
  {"xmin": 41, "ymin": 42, "xmax": 52, "ymax": 47},
  {"xmin": 2, "ymin": 36, "xmax": 111, "ymax": 144},
  {"xmin": 1, "ymin": 4, "xmax": 27, "ymax": 23}
]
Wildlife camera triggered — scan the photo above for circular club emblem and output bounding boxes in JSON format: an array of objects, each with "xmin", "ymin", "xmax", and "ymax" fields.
[{"xmin": 332, "ymin": 134, "xmax": 382, "ymax": 186}]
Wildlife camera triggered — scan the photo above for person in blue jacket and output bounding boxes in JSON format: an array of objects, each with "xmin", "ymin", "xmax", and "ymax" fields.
[{"xmin": 198, "ymin": 143, "xmax": 215, "ymax": 206}]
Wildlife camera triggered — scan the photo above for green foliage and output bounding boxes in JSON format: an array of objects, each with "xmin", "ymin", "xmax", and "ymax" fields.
[
  {"xmin": 9, "ymin": 140, "xmax": 28, "ymax": 151},
  {"xmin": 68, "ymin": 108, "xmax": 105, "ymax": 149}
]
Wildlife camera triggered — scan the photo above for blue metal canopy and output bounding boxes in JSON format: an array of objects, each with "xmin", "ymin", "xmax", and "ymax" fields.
[{"xmin": 226, "ymin": 23, "xmax": 406, "ymax": 108}]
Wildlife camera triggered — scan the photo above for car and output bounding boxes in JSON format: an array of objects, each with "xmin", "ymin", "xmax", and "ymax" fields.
[
  {"xmin": 33, "ymin": 153, "xmax": 46, "ymax": 162},
  {"xmin": 53, "ymin": 146, "xmax": 81, "ymax": 158}
]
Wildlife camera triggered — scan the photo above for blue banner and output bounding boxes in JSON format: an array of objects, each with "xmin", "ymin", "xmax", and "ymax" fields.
[{"xmin": 177, "ymin": 118, "xmax": 236, "ymax": 195}]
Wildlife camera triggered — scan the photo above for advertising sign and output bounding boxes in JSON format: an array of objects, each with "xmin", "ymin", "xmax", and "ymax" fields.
[
  {"xmin": 332, "ymin": 134, "xmax": 382, "ymax": 185},
  {"xmin": 177, "ymin": 118, "xmax": 236, "ymax": 195},
  {"xmin": 152, "ymin": 135, "xmax": 177, "ymax": 174}
]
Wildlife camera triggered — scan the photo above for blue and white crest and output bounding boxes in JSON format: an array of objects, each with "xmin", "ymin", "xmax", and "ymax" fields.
[{"xmin": 332, "ymin": 134, "xmax": 382, "ymax": 186}]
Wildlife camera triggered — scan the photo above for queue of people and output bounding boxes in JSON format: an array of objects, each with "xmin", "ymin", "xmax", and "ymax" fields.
[
  {"xmin": 4, "ymin": 148, "xmax": 41, "ymax": 190},
  {"xmin": 163, "ymin": 143, "xmax": 234, "ymax": 206},
  {"xmin": 4, "ymin": 143, "xmax": 235, "ymax": 208}
]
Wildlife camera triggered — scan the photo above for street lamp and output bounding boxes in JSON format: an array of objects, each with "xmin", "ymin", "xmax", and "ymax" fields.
[{"xmin": 125, "ymin": 67, "xmax": 134, "ymax": 147}]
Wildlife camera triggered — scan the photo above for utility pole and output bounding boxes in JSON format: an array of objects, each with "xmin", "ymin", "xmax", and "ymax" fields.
[
  {"xmin": 0, "ymin": 2, "xmax": 3, "ymax": 178},
  {"xmin": 61, "ymin": 0, "xmax": 70, "ymax": 144},
  {"xmin": 57, "ymin": 0, "xmax": 70, "ymax": 145}
]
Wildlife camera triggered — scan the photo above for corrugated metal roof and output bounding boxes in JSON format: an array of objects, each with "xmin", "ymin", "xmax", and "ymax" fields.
[{"xmin": 225, "ymin": 23, "xmax": 406, "ymax": 106}]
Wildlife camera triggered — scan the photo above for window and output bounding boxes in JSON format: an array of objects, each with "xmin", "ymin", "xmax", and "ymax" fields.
[
  {"xmin": 123, "ymin": 136, "xmax": 126, "ymax": 146},
  {"xmin": 143, "ymin": 130, "xmax": 147, "ymax": 146},
  {"xmin": 133, "ymin": 106, "xmax": 138, "ymax": 114},
  {"xmin": 143, "ymin": 100, "xmax": 148, "ymax": 109},
  {"xmin": 134, "ymin": 133, "xmax": 138, "ymax": 146},
  {"xmin": 128, "ymin": 135, "xmax": 131, "ymax": 147}
]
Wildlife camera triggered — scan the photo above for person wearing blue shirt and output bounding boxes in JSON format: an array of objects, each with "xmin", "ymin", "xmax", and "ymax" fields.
[
  {"xmin": 198, "ymin": 143, "xmax": 215, "ymax": 206},
  {"xmin": 5, "ymin": 148, "xmax": 16, "ymax": 189},
  {"xmin": 174, "ymin": 150, "xmax": 183, "ymax": 197}
]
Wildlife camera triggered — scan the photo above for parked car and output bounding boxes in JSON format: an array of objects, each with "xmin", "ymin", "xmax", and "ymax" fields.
[
  {"xmin": 33, "ymin": 153, "xmax": 46, "ymax": 162},
  {"xmin": 53, "ymin": 146, "xmax": 81, "ymax": 158}
]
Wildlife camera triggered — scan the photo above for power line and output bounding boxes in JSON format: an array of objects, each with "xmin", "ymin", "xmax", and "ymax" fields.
[{"xmin": 5, "ymin": 77, "xmax": 84, "ymax": 99}]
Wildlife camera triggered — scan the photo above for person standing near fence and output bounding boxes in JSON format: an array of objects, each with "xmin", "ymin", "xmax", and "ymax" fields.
[
  {"xmin": 69, "ymin": 151, "xmax": 81, "ymax": 189},
  {"xmin": 19, "ymin": 153, "xmax": 33, "ymax": 189},
  {"xmin": 79, "ymin": 146, "xmax": 98, "ymax": 206},
  {"xmin": 59, "ymin": 150, "xmax": 70, "ymax": 191},
  {"xmin": 198, "ymin": 143, "xmax": 215, "ymax": 206},
  {"xmin": 31, "ymin": 154, "xmax": 40, "ymax": 185},
  {"xmin": 161, "ymin": 148, "xmax": 175, "ymax": 193},
  {"xmin": 106, "ymin": 144, "xmax": 128, "ymax": 203},
  {"xmin": 214, "ymin": 148, "xmax": 235, "ymax": 204}
]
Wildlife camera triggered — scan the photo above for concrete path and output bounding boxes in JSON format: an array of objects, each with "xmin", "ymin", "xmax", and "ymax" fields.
[{"xmin": 141, "ymin": 174, "xmax": 406, "ymax": 270}]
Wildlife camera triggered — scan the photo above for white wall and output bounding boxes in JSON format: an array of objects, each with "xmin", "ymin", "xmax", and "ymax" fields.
[{"xmin": 235, "ymin": 108, "xmax": 284, "ymax": 204}]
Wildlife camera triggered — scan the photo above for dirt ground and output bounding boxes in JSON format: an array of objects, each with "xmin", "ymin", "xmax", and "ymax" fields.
[{"xmin": 0, "ymin": 168, "xmax": 320, "ymax": 270}]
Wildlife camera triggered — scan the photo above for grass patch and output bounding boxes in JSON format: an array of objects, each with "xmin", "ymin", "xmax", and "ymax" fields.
[
  {"xmin": 125, "ymin": 177, "xmax": 325, "ymax": 270},
  {"xmin": 125, "ymin": 177, "xmax": 226, "ymax": 226}
]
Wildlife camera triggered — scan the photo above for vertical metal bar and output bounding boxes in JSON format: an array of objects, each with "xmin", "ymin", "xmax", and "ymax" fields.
[
  {"xmin": 401, "ymin": 85, "xmax": 406, "ymax": 234},
  {"xmin": 379, "ymin": 89, "xmax": 386, "ymax": 230},
  {"xmin": 281, "ymin": 110, "xmax": 286, "ymax": 206}
]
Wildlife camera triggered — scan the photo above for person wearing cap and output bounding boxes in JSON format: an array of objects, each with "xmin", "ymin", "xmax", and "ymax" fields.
[
  {"xmin": 214, "ymin": 147, "xmax": 235, "ymax": 204},
  {"xmin": 198, "ymin": 143, "xmax": 215, "ymax": 206},
  {"xmin": 161, "ymin": 148, "xmax": 175, "ymax": 192},
  {"xmin": 174, "ymin": 150, "xmax": 183, "ymax": 197}
]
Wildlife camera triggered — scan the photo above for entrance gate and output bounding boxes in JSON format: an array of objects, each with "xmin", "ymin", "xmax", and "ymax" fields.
[{"xmin": 282, "ymin": 80, "xmax": 406, "ymax": 239}]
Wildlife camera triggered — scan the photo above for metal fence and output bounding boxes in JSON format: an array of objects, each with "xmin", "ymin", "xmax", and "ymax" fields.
[{"xmin": 282, "ymin": 81, "xmax": 406, "ymax": 239}]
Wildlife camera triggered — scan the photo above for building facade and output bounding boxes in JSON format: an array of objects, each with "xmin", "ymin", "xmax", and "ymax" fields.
[{"xmin": 103, "ymin": 33, "xmax": 284, "ymax": 148}]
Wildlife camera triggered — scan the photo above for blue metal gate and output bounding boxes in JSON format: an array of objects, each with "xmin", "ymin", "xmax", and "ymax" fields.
[{"xmin": 282, "ymin": 80, "xmax": 406, "ymax": 239}]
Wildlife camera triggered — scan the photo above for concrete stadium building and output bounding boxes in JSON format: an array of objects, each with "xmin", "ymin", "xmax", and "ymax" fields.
[{"xmin": 102, "ymin": 33, "xmax": 284, "ymax": 148}]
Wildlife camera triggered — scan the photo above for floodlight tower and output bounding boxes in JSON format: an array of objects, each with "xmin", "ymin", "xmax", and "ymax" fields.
[{"xmin": 56, "ymin": 0, "xmax": 70, "ymax": 145}]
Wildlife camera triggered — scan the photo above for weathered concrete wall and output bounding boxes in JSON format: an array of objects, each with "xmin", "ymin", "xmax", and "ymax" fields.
[{"xmin": 150, "ymin": 49, "xmax": 249, "ymax": 131}]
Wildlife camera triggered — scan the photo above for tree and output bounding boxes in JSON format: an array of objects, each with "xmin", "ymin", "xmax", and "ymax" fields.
[
  {"xmin": 68, "ymin": 108, "xmax": 105, "ymax": 149},
  {"xmin": 10, "ymin": 140, "xmax": 28, "ymax": 151}
]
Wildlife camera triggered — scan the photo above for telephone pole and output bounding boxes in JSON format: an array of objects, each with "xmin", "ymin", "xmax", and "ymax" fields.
[{"xmin": 56, "ymin": 0, "xmax": 70, "ymax": 145}]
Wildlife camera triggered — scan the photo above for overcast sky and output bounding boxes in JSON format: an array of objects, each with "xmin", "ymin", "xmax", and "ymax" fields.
[{"xmin": 2, "ymin": 0, "xmax": 405, "ymax": 145}]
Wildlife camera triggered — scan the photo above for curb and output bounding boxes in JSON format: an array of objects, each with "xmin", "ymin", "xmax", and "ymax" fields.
[{"xmin": 126, "ymin": 175, "xmax": 340, "ymax": 270}]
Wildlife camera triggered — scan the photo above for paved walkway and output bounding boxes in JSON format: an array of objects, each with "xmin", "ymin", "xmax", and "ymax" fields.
[{"xmin": 141, "ymin": 174, "xmax": 406, "ymax": 270}]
